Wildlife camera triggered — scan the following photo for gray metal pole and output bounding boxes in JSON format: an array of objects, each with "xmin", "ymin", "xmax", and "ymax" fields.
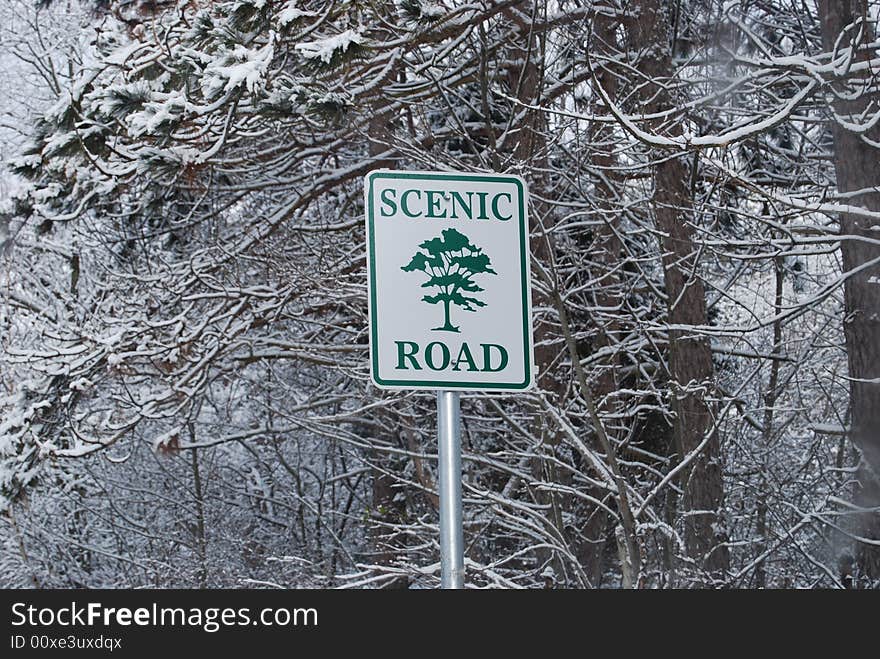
[{"xmin": 437, "ymin": 390, "xmax": 463, "ymax": 589}]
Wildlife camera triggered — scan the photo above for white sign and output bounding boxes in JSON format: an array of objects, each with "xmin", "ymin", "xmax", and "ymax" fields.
[{"xmin": 365, "ymin": 170, "xmax": 534, "ymax": 391}]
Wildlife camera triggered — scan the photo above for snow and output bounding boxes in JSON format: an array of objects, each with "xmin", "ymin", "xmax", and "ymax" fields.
[
  {"xmin": 151, "ymin": 429, "xmax": 180, "ymax": 453},
  {"xmin": 127, "ymin": 90, "xmax": 187, "ymax": 137},
  {"xmin": 278, "ymin": 2, "xmax": 316, "ymax": 26},
  {"xmin": 69, "ymin": 378, "xmax": 93, "ymax": 392},
  {"xmin": 294, "ymin": 29, "xmax": 365, "ymax": 64},
  {"xmin": 104, "ymin": 41, "xmax": 149, "ymax": 66},
  {"xmin": 202, "ymin": 38, "xmax": 276, "ymax": 98},
  {"xmin": 414, "ymin": 2, "xmax": 448, "ymax": 19},
  {"xmin": 43, "ymin": 92, "xmax": 75, "ymax": 124},
  {"xmin": 31, "ymin": 182, "xmax": 63, "ymax": 203},
  {"xmin": 809, "ymin": 424, "xmax": 849, "ymax": 436}
]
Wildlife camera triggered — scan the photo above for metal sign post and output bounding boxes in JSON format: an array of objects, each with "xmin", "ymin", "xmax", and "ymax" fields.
[{"xmin": 437, "ymin": 390, "xmax": 463, "ymax": 588}]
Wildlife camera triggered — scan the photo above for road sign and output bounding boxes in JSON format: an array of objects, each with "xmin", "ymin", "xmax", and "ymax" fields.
[{"xmin": 365, "ymin": 170, "xmax": 534, "ymax": 391}]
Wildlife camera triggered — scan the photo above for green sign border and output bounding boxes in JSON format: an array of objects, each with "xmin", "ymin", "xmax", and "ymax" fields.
[{"xmin": 365, "ymin": 170, "xmax": 533, "ymax": 391}]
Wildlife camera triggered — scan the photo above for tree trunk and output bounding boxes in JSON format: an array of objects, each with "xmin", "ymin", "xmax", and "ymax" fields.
[
  {"xmin": 366, "ymin": 81, "xmax": 410, "ymax": 588},
  {"xmin": 626, "ymin": 0, "xmax": 729, "ymax": 581},
  {"xmin": 571, "ymin": 5, "xmax": 626, "ymax": 586},
  {"xmin": 501, "ymin": 4, "xmax": 607, "ymax": 585},
  {"xmin": 817, "ymin": 0, "xmax": 880, "ymax": 583}
]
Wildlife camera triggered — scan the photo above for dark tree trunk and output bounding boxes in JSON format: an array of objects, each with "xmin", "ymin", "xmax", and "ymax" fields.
[
  {"xmin": 501, "ymin": 4, "xmax": 615, "ymax": 587},
  {"xmin": 504, "ymin": 5, "xmax": 570, "ymax": 581},
  {"xmin": 571, "ymin": 5, "xmax": 626, "ymax": 586},
  {"xmin": 503, "ymin": 6, "xmax": 558, "ymax": 400},
  {"xmin": 626, "ymin": 0, "xmax": 729, "ymax": 580},
  {"xmin": 366, "ymin": 92, "xmax": 409, "ymax": 588},
  {"xmin": 817, "ymin": 0, "xmax": 880, "ymax": 582}
]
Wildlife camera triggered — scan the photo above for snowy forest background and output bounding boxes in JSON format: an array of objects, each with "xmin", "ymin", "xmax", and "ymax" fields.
[{"xmin": 1, "ymin": 0, "xmax": 879, "ymax": 589}]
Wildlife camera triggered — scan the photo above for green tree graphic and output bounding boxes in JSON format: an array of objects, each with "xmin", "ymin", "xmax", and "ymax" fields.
[{"xmin": 401, "ymin": 228, "xmax": 497, "ymax": 333}]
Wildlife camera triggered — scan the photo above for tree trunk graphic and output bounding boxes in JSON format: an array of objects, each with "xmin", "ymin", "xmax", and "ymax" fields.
[{"xmin": 438, "ymin": 297, "xmax": 456, "ymax": 333}]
